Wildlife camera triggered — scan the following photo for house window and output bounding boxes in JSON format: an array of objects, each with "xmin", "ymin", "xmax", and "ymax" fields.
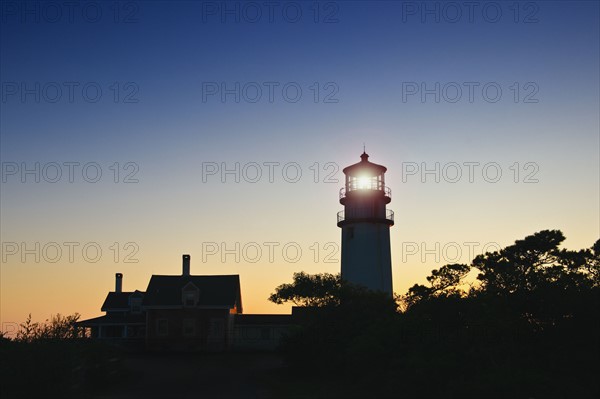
[
  {"xmin": 130, "ymin": 298, "xmax": 142, "ymax": 313},
  {"xmin": 183, "ymin": 291, "xmax": 196, "ymax": 307},
  {"xmin": 156, "ymin": 319, "xmax": 168, "ymax": 336},
  {"xmin": 183, "ymin": 319, "xmax": 196, "ymax": 337},
  {"xmin": 208, "ymin": 318, "xmax": 224, "ymax": 339}
]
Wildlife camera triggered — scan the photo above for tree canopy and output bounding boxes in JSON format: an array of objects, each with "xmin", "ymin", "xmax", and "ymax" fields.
[{"xmin": 268, "ymin": 271, "xmax": 342, "ymax": 307}]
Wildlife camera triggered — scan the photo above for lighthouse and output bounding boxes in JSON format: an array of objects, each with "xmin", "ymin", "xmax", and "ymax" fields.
[{"xmin": 337, "ymin": 152, "xmax": 394, "ymax": 295}]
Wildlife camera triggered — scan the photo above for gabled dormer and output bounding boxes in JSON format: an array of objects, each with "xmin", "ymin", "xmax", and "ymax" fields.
[
  {"xmin": 129, "ymin": 290, "xmax": 144, "ymax": 314},
  {"xmin": 182, "ymin": 282, "xmax": 200, "ymax": 307}
]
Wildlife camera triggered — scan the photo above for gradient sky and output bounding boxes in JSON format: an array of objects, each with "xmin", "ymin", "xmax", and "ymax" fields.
[{"xmin": 1, "ymin": 0, "xmax": 599, "ymax": 331}]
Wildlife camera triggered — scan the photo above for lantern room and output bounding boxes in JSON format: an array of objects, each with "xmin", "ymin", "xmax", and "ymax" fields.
[{"xmin": 340, "ymin": 152, "xmax": 391, "ymax": 205}]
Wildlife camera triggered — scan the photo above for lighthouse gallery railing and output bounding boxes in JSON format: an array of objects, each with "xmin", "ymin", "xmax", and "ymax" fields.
[{"xmin": 337, "ymin": 209, "xmax": 394, "ymax": 224}]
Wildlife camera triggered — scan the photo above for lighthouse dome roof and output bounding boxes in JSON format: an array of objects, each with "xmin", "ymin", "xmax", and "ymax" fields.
[{"xmin": 342, "ymin": 152, "xmax": 387, "ymax": 176}]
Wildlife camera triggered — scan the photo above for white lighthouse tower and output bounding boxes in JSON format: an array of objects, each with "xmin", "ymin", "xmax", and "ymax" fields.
[{"xmin": 337, "ymin": 152, "xmax": 394, "ymax": 295}]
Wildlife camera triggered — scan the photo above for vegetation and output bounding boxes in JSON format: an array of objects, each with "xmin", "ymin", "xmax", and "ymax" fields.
[
  {"xmin": 269, "ymin": 230, "xmax": 600, "ymax": 398},
  {"xmin": 268, "ymin": 271, "xmax": 342, "ymax": 307},
  {"xmin": 13, "ymin": 313, "xmax": 86, "ymax": 342},
  {"xmin": 0, "ymin": 313, "xmax": 123, "ymax": 399}
]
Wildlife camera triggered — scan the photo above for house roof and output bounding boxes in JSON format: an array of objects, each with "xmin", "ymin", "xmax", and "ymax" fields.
[
  {"xmin": 101, "ymin": 290, "xmax": 144, "ymax": 311},
  {"xmin": 142, "ymin": 275, "xmax": 242, "ymax": 311}
]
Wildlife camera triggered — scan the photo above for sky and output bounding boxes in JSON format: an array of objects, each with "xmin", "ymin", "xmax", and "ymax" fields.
[{"xmin": 1, "ymin": 0, "xmax": 599, "ymax": 332}]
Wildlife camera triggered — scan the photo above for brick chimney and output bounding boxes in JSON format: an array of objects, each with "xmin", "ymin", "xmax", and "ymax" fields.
[
  {"xmin": 182, "ymin": 254, "xmax": 191, "ymax": 276},
  {"xmin": 115, "ymin": 273, "xmax": 123, "ymax": 293}
]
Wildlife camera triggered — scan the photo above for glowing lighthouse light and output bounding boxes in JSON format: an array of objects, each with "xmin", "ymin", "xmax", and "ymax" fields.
[{"xmin": 357, "ymin": 176, "xmax": 372, "ymax": 190}]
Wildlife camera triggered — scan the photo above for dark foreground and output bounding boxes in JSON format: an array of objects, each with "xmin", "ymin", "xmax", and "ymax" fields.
[
  {"xmin": 2, "ymin": 339, "xmax": 598, "ymax": 399},
  {"xmin": 0, "ymin": 343, "xmax": 345, "ymax": 399},
  {"xmin": 0, "ymin": 340, "xmax": 290, "ymax": 399},
  {"xmin": 94, "ymin": 352, "xmax": 286, "ymax": 399}
]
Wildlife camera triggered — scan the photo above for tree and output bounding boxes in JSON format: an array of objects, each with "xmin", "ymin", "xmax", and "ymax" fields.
[
  {"xmin": 472, "ymin": 230, "xmax": 598, "ymax": 294},
  {"xmin": 268, "ymin": 272, "xmax": 342, "ymax": 307},
  {"xmin": 403, "ymin": 263, "xmax": 470, "ymax": 307},
  {"xmin": 270, "ymin": 271, "xmax": 399, "ymax": 377},
  {"xmin": 589, "ymin": 239, "xmax": 600, "ymax": 285}
]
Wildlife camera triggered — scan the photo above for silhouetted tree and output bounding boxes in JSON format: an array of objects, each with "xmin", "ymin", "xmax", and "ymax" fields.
[
  {"xmin": 470, "ymin": 229, "xmax": 597, "ymax": 294},
  {"xmin": 404, "ymin": 263, "xmax": 470, "ymax": 307},
  {"xmin": 268, "ymin": 272, "xmax": 342, "ymax": 307}
]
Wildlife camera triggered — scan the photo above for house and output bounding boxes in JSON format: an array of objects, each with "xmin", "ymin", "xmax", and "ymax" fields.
[
  {"xmin": 78, "ymin": 255, "xmax": 292, "ymax": 351},
  {"xmin": 78, "ymin": 273, "xmax": 145, "ymax": 343},
  {"xmin": 144, "ymin": 273, "xmax": 242, "ymax": 351}
]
